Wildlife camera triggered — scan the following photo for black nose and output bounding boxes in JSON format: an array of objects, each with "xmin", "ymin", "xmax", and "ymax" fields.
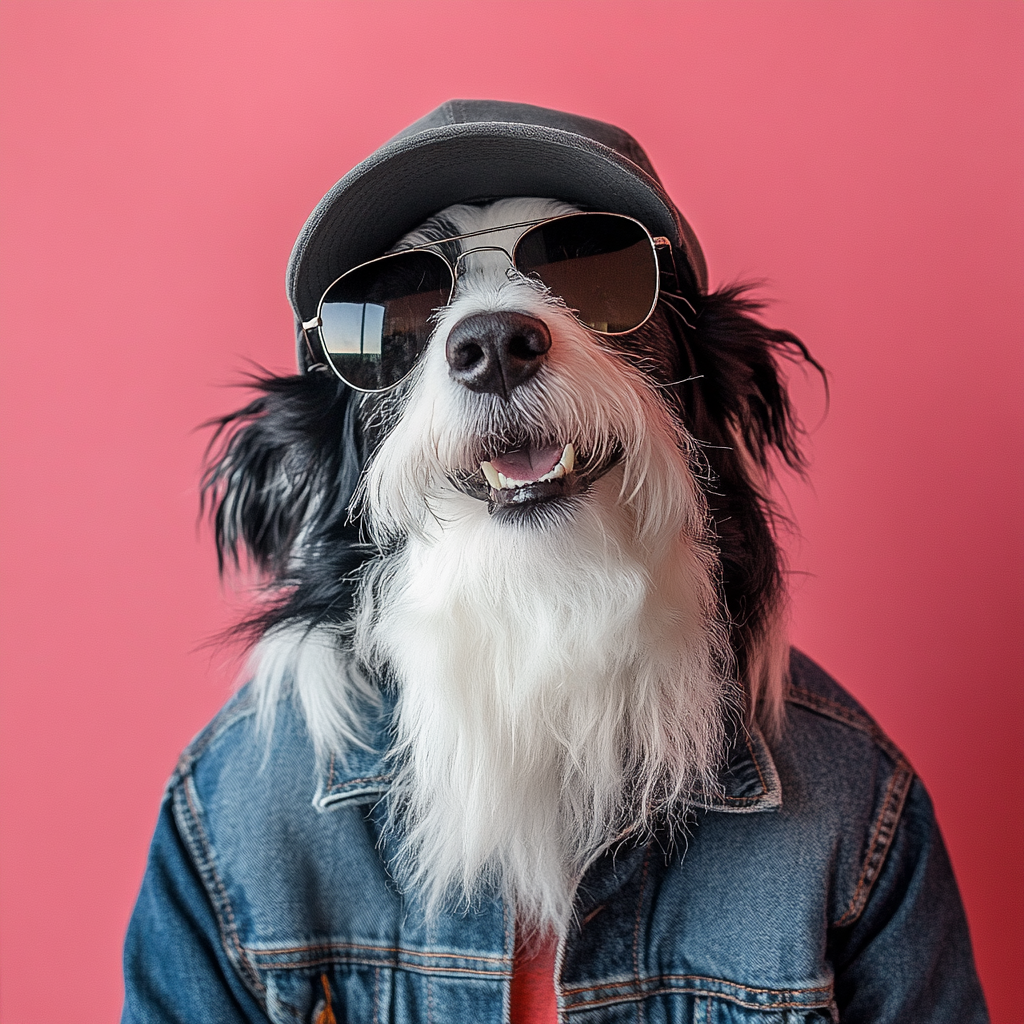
[{"xmin": 445, "ymin": 312, "xmax": 551, "ymax": 398}]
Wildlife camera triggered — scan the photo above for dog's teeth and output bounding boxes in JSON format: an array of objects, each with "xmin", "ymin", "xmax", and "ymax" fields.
[
  {"xmin": 485, "ymin": 446, "xmax": 576, "ymax": 490},
  {"xmin": 481, "ymin": 461, "xmax": 500, "ymax": 489},
  {"xmin": 538, "ymin": 463, "xmax": 566, "ymax": 482}
]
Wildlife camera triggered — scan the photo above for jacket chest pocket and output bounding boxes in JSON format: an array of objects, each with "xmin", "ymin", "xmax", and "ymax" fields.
[
  {"xmin": 564, "ymin": 993, "xmax": 836, "ymax": 1024},
  {"xmin": 690, "ymin": 997, "xmax": 835, "ymax": 1024},
  {"xmin": 264, "ymin": 967, "xmax": 388, "ymax": 1024},
  {"xmin": 264, "ymin": 964, "xmax": 509, "ymax": 1024}
]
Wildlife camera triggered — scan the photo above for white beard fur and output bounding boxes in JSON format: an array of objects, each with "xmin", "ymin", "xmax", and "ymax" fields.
[{"xmin": 251, "ymin": 198, "xmax": 737, "ymax": 936}]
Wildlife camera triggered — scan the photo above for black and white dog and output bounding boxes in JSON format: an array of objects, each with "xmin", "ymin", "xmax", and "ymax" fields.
[{"xmin": 204, "ymin": 194, "xmax": 818, "ymax": 936}]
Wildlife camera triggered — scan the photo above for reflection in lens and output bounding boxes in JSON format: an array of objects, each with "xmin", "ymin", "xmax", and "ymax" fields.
[
  {"xmin": 514, "ymin": 214, "xmax": 657, "ymax": 333},
  {"xmin": 318, "ymin": 250, "xmax": 452, "ymax": 390},
  {"xmin": 320, "ymin": 302, "xmax": 385, "ymax": 355}
]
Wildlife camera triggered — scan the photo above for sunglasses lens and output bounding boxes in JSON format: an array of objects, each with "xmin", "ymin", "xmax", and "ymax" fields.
[
  {"xmin": 514, "ymin": 214, "xmax": 658, "ymax": 333},
  {"xmin": 318, "ymin": 251, "xmax": 452, "ymax": 390}
]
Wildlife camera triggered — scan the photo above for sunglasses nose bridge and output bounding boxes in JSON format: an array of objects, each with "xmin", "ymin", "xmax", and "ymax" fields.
[
  {"xmin": 450, "ymin": 246, "xmax": 539, "ymax": 310},
  {"xmin": 451, "ymin": 245, "xmax": 515, "ymax": 278}
]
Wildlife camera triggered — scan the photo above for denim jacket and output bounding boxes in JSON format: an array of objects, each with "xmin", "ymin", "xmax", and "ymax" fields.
[{"xmin": 122, "ymin": 651, "xmax": 988, "ymax": 1023}]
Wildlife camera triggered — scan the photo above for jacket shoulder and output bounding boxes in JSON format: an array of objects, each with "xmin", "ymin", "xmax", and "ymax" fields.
[
  {"xmin": 167, "ymin": 684, "xmax": 261, "ymax": 790},
  {"xmin": 776, "ymin": 649, "xmax": 916, "ymax": 928},
  {"xmin": 169, "ymin": 682, "xmax": 389, "ymax": 800},
  {"xmin": 786, "ymin": 648, "xmax": 908, "ymax": 767}
]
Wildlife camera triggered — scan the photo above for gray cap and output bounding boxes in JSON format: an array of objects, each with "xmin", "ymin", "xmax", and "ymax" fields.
[{"xmin": 288, "ymin": 100, "xmax": 707, "ymax": 369}]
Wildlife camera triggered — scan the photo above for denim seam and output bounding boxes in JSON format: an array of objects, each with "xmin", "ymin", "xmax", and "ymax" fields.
[
  {"xmin": 168, "ymin": 701, "xmax": 256, "ymax": 791},
  {"xmin": 503, "ymin": 896, "xmax": 513, "ymax": 961},
  {"xmin": 786, "ymin": 686, "xmax": 916, "ymax": 927},
  {"xmin": 503, "ymin": 896, "xmax": 513, "ymax": 1023},
  {"xmin": 561, "ymin": 975, "xmax": 832, "ymax": 998},
  {"xmin": 632, "ymin": 844, "xmax": 652, "ymax": 1024},
  {"xmin": 563, "ymin": 989, "xmax": 831, "ymax": 1013},
  {"xmin": 786, "ymin": 687, "xmax": 906, "ymax": 766},
  {"xmin": 706, "ymin": 729, "xmax": 780, "ymax": 809},
  {"xmin": 242, "ymin": 941, "xmax": 508, "ymax": 964},
  {"xmin": 254, "ymin": 956, "xmax": 510, "ymax": 977},
  {"xmin": 833, "ymin": 757, "xmax": 914, "ymax": 927},
  {"xmin": 172, "ymin": 779, "xmax": 267, "ymax": 1000},
  {"xmin": 324, "ymin": 774, "xmax": 392, "ymax": 795},
  {"xmin": 743, "ymin": 731, "xmax": 769, "ymax": 795}
]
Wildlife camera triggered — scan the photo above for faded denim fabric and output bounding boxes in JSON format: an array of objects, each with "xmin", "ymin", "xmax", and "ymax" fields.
[{"xmin": 122, "ymin": 651, "xmax": 988, "ymax": 1023}]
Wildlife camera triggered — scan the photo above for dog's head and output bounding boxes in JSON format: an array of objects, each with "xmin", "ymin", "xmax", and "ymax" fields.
[
  {"xmin": 203, "ymin": 104, "xmax": 821, "ymax": 928},
  {"xmin": 207, "ymin": 195, "xmax": 815, "ymax": 717}
]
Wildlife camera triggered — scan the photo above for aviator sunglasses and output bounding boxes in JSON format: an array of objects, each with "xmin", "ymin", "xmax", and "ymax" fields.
[{"xmin": 301, "ymin": 212, "xmax": 677, "ymax": 393}]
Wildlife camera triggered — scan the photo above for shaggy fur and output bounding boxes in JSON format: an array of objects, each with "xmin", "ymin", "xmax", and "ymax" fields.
[{"xmin": 204, "ymin": 198, "xmax": 821, "ymax": 933}]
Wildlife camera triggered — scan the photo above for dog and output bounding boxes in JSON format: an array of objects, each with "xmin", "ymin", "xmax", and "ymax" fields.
[
  {"xmin": 123, "ymin": 102, "xmax": 987, "ymax": 1023},
  {"xmin": 204, "ymin": 193, "xmax": 818, "ymax": 936}
]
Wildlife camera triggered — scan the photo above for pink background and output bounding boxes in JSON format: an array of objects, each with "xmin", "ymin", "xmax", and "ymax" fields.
[{"xmin": 1, "ymin": 2, "xmax": 1021, "ymax": 1020}]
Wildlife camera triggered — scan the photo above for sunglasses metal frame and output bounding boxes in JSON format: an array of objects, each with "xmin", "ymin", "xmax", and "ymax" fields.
[{"xmin": 301, "ymin": 211, "xmax": 672, "ymax": 393}]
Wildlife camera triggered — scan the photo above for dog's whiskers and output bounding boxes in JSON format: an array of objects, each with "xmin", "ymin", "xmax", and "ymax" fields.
[
  {"xmin": 658, "ymin": 296, "xmax": 697, "ymax": 330},
  {"xmin": 659, "ymin": 289, "xmax": 698, "ymax": 314},
  {"xmin": 652, "ymin": 375, "xmax": 704, "ymax": 389}
]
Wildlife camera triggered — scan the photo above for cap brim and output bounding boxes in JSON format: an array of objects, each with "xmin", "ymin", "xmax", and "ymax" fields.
[{"xmin": 288, "ymin": 122, "xmax": 707, "ymax": 368}]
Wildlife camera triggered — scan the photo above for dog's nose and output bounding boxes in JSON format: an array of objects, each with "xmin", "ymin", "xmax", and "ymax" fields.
[{"xmin": 445, "ymin": 312, "xmax": 551, "ymax": 398}]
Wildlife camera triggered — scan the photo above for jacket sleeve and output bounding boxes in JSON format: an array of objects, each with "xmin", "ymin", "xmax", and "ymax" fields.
[
  {"xmin": 830, "ymin": 777, "xmax": 989, "ymax": 1023},
  {"xmin": 122, "ymin": 792, "xmax": 270, "ymax": 1024}
]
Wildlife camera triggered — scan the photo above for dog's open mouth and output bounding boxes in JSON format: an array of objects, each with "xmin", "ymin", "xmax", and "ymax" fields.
[
  {"xmin": 451, "ymin": 440, "xmax": 620, "ymax": 514},
  {"xmin": 480, "ymin": 442, "xmax": 576, "ymax": 507}
]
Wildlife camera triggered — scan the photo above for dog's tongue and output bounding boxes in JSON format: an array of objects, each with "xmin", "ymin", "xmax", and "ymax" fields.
[{"xmin": 491, "ymin": 444, "xmax": 563, "ymax": 481}]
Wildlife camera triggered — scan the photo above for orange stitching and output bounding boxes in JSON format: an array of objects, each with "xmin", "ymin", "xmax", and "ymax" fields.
[
  {"xmin": 568, "ymin": 988, "xmax": 831, "ymax": 1012},
  {"xmin": 179, "ymin": 784, "xmax": 266, "ymax": 996},
  {"xmin": 315, "ymin": 974, "xmax": 337, "ymax": 1024},
  {"xmin": 708, "ymin": 728, "xmax": 775, "ymax": 806},
  {"xmin": 255, "ymin": 956, "xmax": 508, "ymax": 976},
  {"xmin": 834, "ymin": 760, "xmax": 914, "ymax": 927},
  {"xmin": 174, "ymin": 702, "xmax": 254, "ymax": 780},
  {"xmin": 324, "ymin": 772, "xmax": 392, "ymax": 793},
  {"xmin": 787, "ymin": 684, "xmax": 916, "ymax": 927},
  {"xmin": 743, "ymin": 731, "xmax": 768, "ymax": 795},
  {"xmin": 787, "ymin": 687, "xmax": 905, "ymax": 764},
  {"xmin": 561, "ymin": 974, "xmax": 832, "ymax": 997},
  {"xmin": 243, "ymin": 940, "xmax": 508, "ymax": 963},
  {"xmin": 836, "ymin": 768, "xmax": 899, "ymax": 924},
  {"xmin": 502, "ymin": 900, "xmax": 513, "ymax": 1024}
]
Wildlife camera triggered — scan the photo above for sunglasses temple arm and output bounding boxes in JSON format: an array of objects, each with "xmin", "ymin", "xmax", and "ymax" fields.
[{"xmin": 300, "ymin": 317, "xmax": 325, "ymax": 369}]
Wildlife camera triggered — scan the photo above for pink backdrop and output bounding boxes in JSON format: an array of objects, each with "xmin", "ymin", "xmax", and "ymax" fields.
[{"xmin": 1, "ymin": 3, "xmax": 1021, "ymax": 1020}]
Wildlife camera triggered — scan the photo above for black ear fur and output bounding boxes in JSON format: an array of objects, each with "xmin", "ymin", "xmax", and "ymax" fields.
[
  {"xmin": 662, "ymin": 279, "xmax": 825, "ymax": 717},
  {"xmin": 202, "ymin": 369, "xmax": 367, "ymax": 582}
]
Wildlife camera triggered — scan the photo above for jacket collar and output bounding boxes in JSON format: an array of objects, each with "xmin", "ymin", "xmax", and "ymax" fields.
[
  {"xmin": 313, "ymin": 694, "xmax": 782, "ymax": 814},
  {"xmin": 704, "ymin": 716, "xmax": 783, "ymax": 813}
]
